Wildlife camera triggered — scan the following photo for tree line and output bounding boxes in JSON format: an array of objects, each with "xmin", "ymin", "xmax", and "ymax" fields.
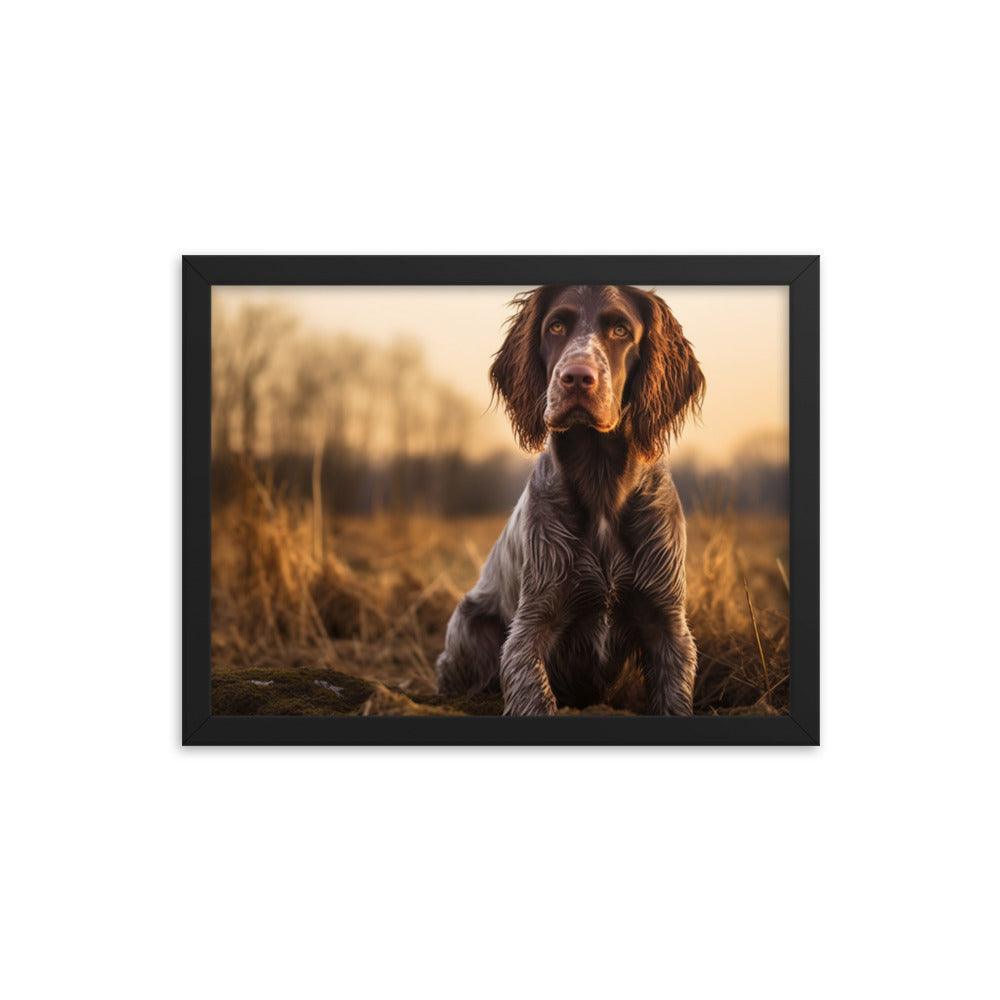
[{"xmin": 212, "ymin": 301, "xmax": 787, "ymax": 517}]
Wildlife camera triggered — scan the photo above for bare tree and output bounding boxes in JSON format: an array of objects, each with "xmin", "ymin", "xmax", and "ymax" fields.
[{"xmin": 212, "ymin": 303, "xmax": 295, "ymax": 457}]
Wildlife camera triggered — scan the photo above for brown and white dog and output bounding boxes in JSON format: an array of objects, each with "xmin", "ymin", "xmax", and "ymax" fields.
[{"xmin": 436, "ymin": 285, "xmax": 705, "ymax": 715}]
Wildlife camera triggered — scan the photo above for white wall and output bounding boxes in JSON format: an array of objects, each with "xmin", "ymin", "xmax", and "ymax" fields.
[{"xmin": 3, "ymin": 2, "xmax": 997, "ymax": 998}]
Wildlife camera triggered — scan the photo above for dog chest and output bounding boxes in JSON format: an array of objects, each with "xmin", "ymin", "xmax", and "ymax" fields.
[{"xmin": 567, "ymin": 517, "xmax": 633, "ymax": 609}]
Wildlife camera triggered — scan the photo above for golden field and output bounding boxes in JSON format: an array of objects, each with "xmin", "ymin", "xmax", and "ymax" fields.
[{"xmin": 211, "ymin": 474, "xmax": 789, "ymax": 717}]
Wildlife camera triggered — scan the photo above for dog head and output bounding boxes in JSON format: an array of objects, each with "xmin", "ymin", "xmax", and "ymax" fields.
[{"xmin": 490, "ymin": 284, "xmax": 705, "ymax": 460}]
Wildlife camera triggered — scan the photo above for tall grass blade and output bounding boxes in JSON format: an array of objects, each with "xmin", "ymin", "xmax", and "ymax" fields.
[{"xmin": 743, "ymin": 574, "xmax": 770, "ymax": 700}]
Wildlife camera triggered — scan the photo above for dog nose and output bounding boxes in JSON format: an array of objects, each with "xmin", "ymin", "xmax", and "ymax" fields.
[{"xmin": 560, "ymin": 364, "xmax": 598, "ymax": 392}]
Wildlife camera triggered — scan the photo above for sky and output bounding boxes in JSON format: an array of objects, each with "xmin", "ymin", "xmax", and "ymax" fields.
[{"xmin": 213, "ymin": 285, "xmax": 788, "ymax": 465}]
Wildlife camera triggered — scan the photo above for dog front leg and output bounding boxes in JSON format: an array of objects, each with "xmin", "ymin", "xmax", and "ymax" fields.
[
  {"xmin": 640, "ymin": 607, "xmax": 697, "ymax": 716},
  {"xmin": 500, "ymin": 610, "xmax": 558, "ymax": 716}
]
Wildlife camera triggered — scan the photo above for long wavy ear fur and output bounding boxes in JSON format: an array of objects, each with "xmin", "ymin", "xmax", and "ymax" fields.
[
  {"xmin": 489, "ymin": 287, "xmax": 551, "ymax": 452},
  {"xmin": 627, "ymin": 288, "xmax": 706, "ymax": 461}
]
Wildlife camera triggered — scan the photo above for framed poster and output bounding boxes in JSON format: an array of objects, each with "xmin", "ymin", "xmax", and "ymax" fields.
[{"xmin": 183, "ymin": 256, "xmax": 818, "ymax": 745}]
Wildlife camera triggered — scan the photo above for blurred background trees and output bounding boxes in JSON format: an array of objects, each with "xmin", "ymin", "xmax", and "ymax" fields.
[{"xmin": 211, "ymin": 301, "xmax": 788, "ymax": 519}]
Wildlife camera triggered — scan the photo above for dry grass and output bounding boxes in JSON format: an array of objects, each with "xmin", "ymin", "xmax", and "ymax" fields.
[{"xmin": 212, "ymin": 476, "xmax": 789, "ymax": 716}]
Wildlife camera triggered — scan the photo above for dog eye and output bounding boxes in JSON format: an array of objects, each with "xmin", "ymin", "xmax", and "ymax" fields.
[
  {"xmin": 610, "ymin": 323, "xmax": 630, "ymax": 339},
  {"xmin": 548, "ymin": 320, "xmax": 566, "ymax": 335}
]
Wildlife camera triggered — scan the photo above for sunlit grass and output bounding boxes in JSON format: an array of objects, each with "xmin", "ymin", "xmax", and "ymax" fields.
[{"xmin": 211, "ymin": 476, "xmax": 789, "ymax": 716}]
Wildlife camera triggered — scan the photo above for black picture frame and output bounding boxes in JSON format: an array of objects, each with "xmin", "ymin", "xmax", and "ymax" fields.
[{"xmin": 183, "ymin": 255, "xmax": 819, "ymax": 746}]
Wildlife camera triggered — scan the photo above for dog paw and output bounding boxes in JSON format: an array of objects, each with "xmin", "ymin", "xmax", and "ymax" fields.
[{"xmin": 502, "ymin": 689, "xmax": 557, "ymax": 717}]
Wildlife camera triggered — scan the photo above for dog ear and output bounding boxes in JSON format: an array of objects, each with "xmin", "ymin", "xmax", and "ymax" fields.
[
  {"xmin": 627, "ymin": 288, "xmax": 705, "ymax": 461},
  {"xmin": 489, "ymin": 287, "xmax": 552, "ymax": 452}
]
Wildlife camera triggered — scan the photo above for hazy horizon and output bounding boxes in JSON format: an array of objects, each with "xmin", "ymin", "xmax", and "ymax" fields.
[{"xmin": 213, "ymin": 285, "xmax": 788, "ymax": 466}]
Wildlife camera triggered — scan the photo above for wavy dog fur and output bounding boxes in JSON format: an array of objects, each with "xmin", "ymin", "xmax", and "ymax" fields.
[{"xmin": 437, "ymin": 285, "xmax": 705, "ymax": 715}]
